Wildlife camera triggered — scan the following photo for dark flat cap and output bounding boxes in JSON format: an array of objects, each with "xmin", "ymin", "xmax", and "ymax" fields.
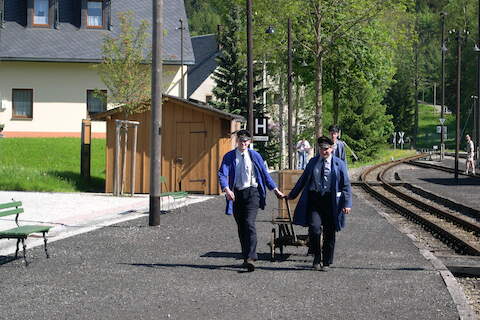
[
  {"xmin": 317, "ymin": 136, "xmax": 334, "ymax": 149},
  {"xmin": 236, "ymin": 129, "xmax": 252, "ymax": 141}
]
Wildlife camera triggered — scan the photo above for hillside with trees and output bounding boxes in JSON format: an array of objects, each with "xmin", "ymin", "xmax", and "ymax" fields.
[{"xmin": 186, "ymin": 0, "xmax": 480, "ymax": 164}]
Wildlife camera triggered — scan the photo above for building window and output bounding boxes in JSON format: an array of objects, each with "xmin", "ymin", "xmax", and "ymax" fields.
[
  {"xmin": 87, "ymin": 90, "xmax": 107, "ymax": 115},
  {"xmin": 33, "ymin": 0, "xmax": 49, "ymax": 26},
  {"xmin": 12, "ymin": 89, "xmax": 33, "ymax": 119},
  {"xmin": 87, "ymin": 1, "xmax": 103, "ymax": 28}
]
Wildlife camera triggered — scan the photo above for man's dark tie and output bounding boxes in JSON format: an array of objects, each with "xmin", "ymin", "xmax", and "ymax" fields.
[{"xmin": 320, "ymin": 159, "xmax": 325, "ymax": 195}]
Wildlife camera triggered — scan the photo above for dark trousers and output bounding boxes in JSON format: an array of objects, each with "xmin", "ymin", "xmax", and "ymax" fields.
[
  {"xmin": 233, "ymin": 187, "xmax": 260, "ymax": 260},
  {"xmin": 308, "ymin": 191, "xmax": 336, "ymax": 266}
]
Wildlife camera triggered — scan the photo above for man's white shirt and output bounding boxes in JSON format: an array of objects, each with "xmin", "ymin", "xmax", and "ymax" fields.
[{"xmin": 234, "ymin": 149, "xmax": 258, "ymax": 190}]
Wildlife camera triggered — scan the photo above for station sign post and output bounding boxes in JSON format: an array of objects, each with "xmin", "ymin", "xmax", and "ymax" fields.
[{"xmin": 253, "ymin": 117, "xmax": 269, "ymax": 142}]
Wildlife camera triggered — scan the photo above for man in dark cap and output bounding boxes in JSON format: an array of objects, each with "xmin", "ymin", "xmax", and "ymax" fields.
[
  {"xmin": 287, "ymin": 136, "xmax": 352, "ymax": 271},
  {"xmin": 218, "ymin": 130, "xmax": 284, "ymax": 272},
  {"xmin": 328, "ymin": 125, "xmax": 347, "ymax": 163}
]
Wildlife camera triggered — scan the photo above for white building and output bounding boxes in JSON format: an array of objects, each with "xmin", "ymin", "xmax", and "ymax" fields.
[{"xmin": 0, "ymin": 0, "xmax": 194, "ymax": 138}]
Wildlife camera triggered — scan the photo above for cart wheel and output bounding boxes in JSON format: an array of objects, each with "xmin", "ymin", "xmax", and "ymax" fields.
[{"xmin": 270, "ymin": 228, "xmax": 276, "ymax": 262}]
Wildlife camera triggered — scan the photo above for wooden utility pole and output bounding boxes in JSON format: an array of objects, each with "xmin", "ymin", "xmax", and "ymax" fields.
[
  {"xmin": 287, "ymin": 18, "xmax": 293, "ymax": 169},
  {"xmin": 149, "ymin": 0, "xmax": 163, "ymax": 226},
  {"xmin": 246, "ymin": 0, "xmax": 254, "ymax": 136},
  {"xmin": 80, "ymin": 119, "xmax": 91, "ymax": 180}
]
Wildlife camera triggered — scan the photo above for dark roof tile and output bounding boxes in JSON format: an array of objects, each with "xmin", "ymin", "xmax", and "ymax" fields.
[{"xmin": 0, "ymin": 0, "xmax": 194, "ymax": 64}]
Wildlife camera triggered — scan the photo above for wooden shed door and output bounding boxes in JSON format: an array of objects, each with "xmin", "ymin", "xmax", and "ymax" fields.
[{"xmin": 175, "ymin": 122, "xmax": 208, "ymax": 193}]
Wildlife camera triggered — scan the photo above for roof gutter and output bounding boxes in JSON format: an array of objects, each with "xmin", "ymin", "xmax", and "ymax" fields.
[{"xmin": 0, "ymin": 57, "xmax": 195, "ymax": 65}]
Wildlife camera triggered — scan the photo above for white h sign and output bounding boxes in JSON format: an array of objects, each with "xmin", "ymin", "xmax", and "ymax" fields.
[
  {"xmin": 253, "ymin": 117, "xmax": 269, "ymax": 142},
  {"xmin": 255, "ymin": 117, "xmax": 268, "ymax": 135}
]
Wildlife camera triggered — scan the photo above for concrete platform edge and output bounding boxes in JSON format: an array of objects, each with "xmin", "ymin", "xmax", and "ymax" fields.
[{"xmin": 367, "ymin": 197, "xmax": 476, "ymax": 320}]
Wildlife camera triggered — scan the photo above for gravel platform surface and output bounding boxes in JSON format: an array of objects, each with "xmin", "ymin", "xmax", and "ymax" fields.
[
  {"xmin": 398, "ymin": 160, "xmax": 480, "ymax": 210},
  {"xmin": 0, "ymin": 187, "xmax": 458, "ymax": 319}
]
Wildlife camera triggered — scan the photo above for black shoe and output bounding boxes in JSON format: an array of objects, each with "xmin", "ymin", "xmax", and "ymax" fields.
[
  {"xmin": 244, "ymin": 259, "xmax": 255, "ymax": 272},
  {"xmin": 313, "ymin": 263, "xmax": 323, "ymax": 271}
]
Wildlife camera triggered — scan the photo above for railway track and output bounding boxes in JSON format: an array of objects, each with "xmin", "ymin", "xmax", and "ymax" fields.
[{"xmin": 357, "ymin": 154, "xmax": 480, "ymax": 256}]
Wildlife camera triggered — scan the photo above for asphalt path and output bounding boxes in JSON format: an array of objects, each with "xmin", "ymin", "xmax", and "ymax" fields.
[{"xmin": 0, "ymin": 188, "xmax": 458, "ymax": 319}]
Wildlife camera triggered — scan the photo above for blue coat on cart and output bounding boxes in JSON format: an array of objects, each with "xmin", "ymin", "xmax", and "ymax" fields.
[
  {"xmin": 218, "ymin": 149, "xmax": 278, "ymax": 215},
  {"xmin": 289, "ymin": 155, "xmax": 352, "ymax": 231}
]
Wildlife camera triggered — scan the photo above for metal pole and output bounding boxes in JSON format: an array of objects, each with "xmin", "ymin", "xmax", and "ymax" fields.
[
  {"xmin": 149, "ymin": 0, "xmax": 163, "ymax": 226},
  {"xmin": 287, "ymin": 18, "xmax": 293, "ymax": 169},
  {"xmin": 179, "ymin": 18, "xmax": 184, "ymax": 99},
  {"xmin": 477, "ymin": 0, "xmax": 480, "ymax": 167},
  {"xmin": 440, "ymin": 12, "xmax": 446, "ymax": 160},
  {"xmin": 414, "ymin": 42, "xmax": 419, "ymax": 149},
  {"xmin": 246, "ymin": 0, "xmax": 254, "ymax": 136},
  {"xmin": 455, "ymin": 31, "xmax": 462, "ymax": 182}
]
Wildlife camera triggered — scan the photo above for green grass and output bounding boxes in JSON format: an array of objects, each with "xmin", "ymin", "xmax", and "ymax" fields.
[
  {"xmin": 349, "ymin": 146, "xmax": 416, "ymax": 169},
  {"xmin": 0, "ymin": 138, "xmax": 106, "ymax": 192},
  {"xmin": 416, "ymin": 103, "xmax": 456, "ymax": 149}
]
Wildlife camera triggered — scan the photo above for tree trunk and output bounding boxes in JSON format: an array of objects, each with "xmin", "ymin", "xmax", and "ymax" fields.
[
  {"xmin": 333, "ymin": 64, "xmax": 339, "ymax": 124},
  {"xmin": 314, "ymin": 53, "xmax": 324, "ymax": 139},
  {"xmin": 278, "ymin": 75, "xmax": 286, "ymax": 169},
  {"xmin": 314, "ymin": 2, "xmax": 324, "ymax": 140}
]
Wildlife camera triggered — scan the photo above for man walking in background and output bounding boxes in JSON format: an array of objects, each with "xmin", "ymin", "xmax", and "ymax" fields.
[
  {"xmin": 218, "ymin": 130, "xmax": 284, "ymax": 272},
  {"xmin": 465, "ymin": 134, "xmax": 475, "ymax": 175},
  {"xmin": 296, "ymin": 138, "xmax": 311, "ymax": 170}
]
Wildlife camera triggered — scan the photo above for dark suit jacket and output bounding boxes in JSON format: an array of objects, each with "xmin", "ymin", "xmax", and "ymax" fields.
[{"xmin": 288, "ymin": 155, "xmax": 352, "ymax": 231}]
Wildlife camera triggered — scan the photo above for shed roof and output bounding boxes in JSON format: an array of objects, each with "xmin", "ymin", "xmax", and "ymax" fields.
[
  {"xmin": 0, "ymin": 0, "xmax": 194, "ymax": 64},
  {"xmin": 90, "ymin": 94, "xmax": 245, "ymax": 122}
]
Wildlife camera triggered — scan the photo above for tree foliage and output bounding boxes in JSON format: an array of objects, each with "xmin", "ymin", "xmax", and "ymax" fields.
[
  {"xmin": 189, "ymin": 0, "xmax": 480, "ymax": 158},
  {"xmin": 95, "ymin": 12, "xmax": 151, "ymax": 117}
]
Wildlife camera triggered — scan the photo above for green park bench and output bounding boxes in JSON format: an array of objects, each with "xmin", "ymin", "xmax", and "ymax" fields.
[
  {"xmin": 0, "ymin": 200, "xmax": 52, "ymax": 266},
  {"xmin": 159, "ymin": 176, "xmax": 189, "ymax": 212}
]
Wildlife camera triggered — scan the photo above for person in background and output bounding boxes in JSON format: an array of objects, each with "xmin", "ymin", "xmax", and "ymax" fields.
[
  {"xmin": 465, "ymin": 134, "xmax": 475, "ymax": 175},
  {"xmin": 328, "ymin": 125, "xmax": 347, "ymax": 163},
  {"xmin": 218, "ymin": 130, "xmax": 284, "ymax": 272},
  {"xmin": 296, "ymin": 138, "xmax": 311, "ymax": 170}
]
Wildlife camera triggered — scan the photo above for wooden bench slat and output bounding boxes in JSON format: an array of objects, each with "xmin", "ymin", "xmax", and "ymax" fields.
[
  {"xmin": 0, "ymin": 208, "xmax": 24, "ymax": 218},
  {"xmin": 0, "ymin": 201, "xmax": 22, "ymax": 210},
  {"xmin": 0, "ymin": 225, "xmax": 52, "ymax": 238}
]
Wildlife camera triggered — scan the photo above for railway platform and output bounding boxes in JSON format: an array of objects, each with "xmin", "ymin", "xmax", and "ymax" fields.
[
  {"xmin": 0, "ymin": 170, "xmax": 470, "ymax": 319},
  {"xmin": 399, "ymin": 156, "xmax": 480, "ymax": 211}
]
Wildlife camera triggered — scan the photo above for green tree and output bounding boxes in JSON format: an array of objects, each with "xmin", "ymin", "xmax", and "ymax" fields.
[
  {"xmin": 211, "ymin": 6, "xmax": 246, "ymax": 116},
  {"xmin": 94, "ymin": 12, "xmax": 151, "ymax": 117}
]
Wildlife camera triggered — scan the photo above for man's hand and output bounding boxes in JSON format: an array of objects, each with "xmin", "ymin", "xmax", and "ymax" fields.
[
  {"xmin": 342, "ymin": 207, "xmax": 351, "ymax": 214},
  {"xmin": 273, "ymin": 188, "xmax": 285, "ymax": 199},
  {"xmin": 224, "ymin": 187, "xmax": 235, "ymax": 201}
]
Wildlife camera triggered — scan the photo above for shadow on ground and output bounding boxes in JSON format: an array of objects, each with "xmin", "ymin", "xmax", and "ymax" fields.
[
  {"xmin": 420, "ymin": 177, "xmax": 480, "ymax": 186},
  {"xmin": 47, "ymin": 170, "xmax": 105, "ymax": 192}
]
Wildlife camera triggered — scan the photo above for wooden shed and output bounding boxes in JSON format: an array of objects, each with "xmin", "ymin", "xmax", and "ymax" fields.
[{"xmin": 92, "ymin": 95, "xmax": 244, "ymax": 195}]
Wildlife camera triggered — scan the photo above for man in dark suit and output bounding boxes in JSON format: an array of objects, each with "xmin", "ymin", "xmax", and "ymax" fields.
[
  {"xmin": 287, "ymin": 136, "xmax": 352, "ymax": 271},
  {"xmin": 218, "ymin": 130, "xmax": 284, "ymax": 272}
]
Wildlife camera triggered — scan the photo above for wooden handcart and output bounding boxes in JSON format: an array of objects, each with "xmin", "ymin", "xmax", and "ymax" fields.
[{"xmin": 268, "ymin": 198, "xmax": 309, "ymax": 261}]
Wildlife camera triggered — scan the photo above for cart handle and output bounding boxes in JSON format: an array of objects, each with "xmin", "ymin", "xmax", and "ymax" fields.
[{"xmin": 284, "ymin": 198, "xmax": 297, "ymax": 243}]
